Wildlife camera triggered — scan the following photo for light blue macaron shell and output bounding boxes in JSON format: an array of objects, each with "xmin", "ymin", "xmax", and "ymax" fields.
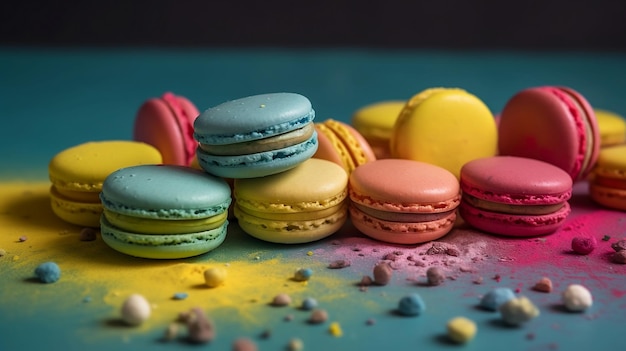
[
  {"xmin": 194, "ymin": 92, "xmax": 315, "ymax": 145},
  {"xmin": 196, "ymin": 131, "xmax": 318, "ymax": 178},
  {"xmin": 100, "ymin": 165, "xmax": 232, "ymax": 219}
]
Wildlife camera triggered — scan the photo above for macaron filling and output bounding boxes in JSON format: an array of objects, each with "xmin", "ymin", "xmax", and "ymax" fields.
[
  {"xmin": 352, "ymin": 203, "xmax": 455, "ymax": 223},
  {"xmin": 103, "ymin": 209, "xmax": 228, "ymax": 235},
  {"xmin": 349, "ymin": 204, "xmax": 456, "ymax": 233},
  {"xmin": 461, "ymin": 194, "xmax": 567, "ymax": 215},
  {"xmin": 316, "ymin": 119, "xmax": 369, "ymax": 171},
  {"xmin": 234, "ymin": 202, "xmax": 348, "ymax": 232}
]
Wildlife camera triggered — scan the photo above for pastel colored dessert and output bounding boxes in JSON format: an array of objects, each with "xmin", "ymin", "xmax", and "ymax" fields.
[
  {"xmin": 594, "ymin": 109, "xmax": 626, "ymax": 147},
  {"xmin": 498, "ymin": 86, "xmax": 600, "ymax": 182},
  {"xmin": 313, "ymin": 118, "xmax": 376, "ymax": 174},
  {"xmin": 234, "ymin": 158, "xmax": 348, "ymax": 244},
  {"xmin": 390, "ymin": 88, "xmax": 497, "ymax": 179},
  {"xmin": 194, "ymin": 93, "xmax": 318, "ymax": 178},
  {"xmin": 351, "ymin": 100, "xmax": 405, "ymax": 159},
  {"xmin": 589, "ymin": 145, "xmax": 626, "ymax": 211},
  {"xmin": 134, "ymin": 92, "xmax": 200, "ymax": 166},
  {"xmin": 48, "ymin": 141, "xmax": 163, "ymax": 227},
  {"xmin": 348, "ymin": 159, "xmax": 460, "ymax": 245},
  {"xmin": 459, "ymin": 156, "xmax": 573, "ymax": 236},
  {"xmin": 99, "ymin": 165, "xmax": 232, "ymax": 259}
]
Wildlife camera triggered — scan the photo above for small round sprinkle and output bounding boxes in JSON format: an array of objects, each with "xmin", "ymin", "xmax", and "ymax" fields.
[
  {"xmin": 233, "ymin": 337, "xmax": 258, "ymax": 351},
  {"xmin": 532, "ymin": 277, "xmax": 553, "ymax": 293},
  {"xmin": 34, "ymin": 261, "xmax": 61, "ymax": 283},
  {"xmin": 562, "ymin": 284, "xmax": 593, "ymax": 312},
  {"xmin": 272, "ymin": 293, "xmax": 292, "ymax": 306},
  {"xmin": 121, "ymin": 294, "xmax": 151, "ymax": 326},
  {"xmin": 499, "ymin": 296, "xmax": 540, "ymax": 326},
  {"xmin": 301, "ymin": 297, "xmax": 318, "ymax": 311},
  {"xmin": 79, "ymin": 227, "xmax": 97, "ymax": 241},
  {"xmin": 373, "ymin": 262, "xmax": 393, "ymax": 285},
  {"xmin": 397, "ymin": 293, "xmax": 426, "ymax": 316},
  {"xmin": 426, "ymin": 267, "xmax": 446, "ymax": 286},
  {"xmin": 287, "ymin": 338, "xmax": 304, "ymax": 351},
  {"xmin": 479, "ymin": 287, "xmax": 515, "ymax": 311},
  {"xmin": 571, "ymin": 236, "xmax": 597, "ymax": 255},
  {"xmin": 173, "ymin": 292, "xmax": 188, "ymax": 300},
  {"xmin": 447, "ymin": 316, "xmax": 477, "ymax": 343},
  {"xmin": 18, "ymin": 235, "xmax": 27, "ymax": 242},
  {"xmin": 306, "ymin": 251, "xmax": 313, "ymax": 256},
  {"xmin": 204, "ymin": 267, "xmax": 227, "ymax": 288},
  {"xmin": 309, "ymin": 309, "xmax": 329, "ymax": 324},
  {"xmin": 294, "ymin": 268, "xmax": 313, "ymax": 281},
  {"xmin": 328, "ymin": 322, "xmax": 343, "ymax": 337}
]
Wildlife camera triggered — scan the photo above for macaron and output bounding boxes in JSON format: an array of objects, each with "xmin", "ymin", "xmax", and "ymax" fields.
[
  {"xmin": 459, "ymin": 156, "xmax": 573, "ymax": 236},
  {"xmin": 313, "ymin": 118, "xmax": 376, "ymax": 174},
  {"xmin": 348, "ymin": 159, "xmax": 460, "ymax": 245},
  {"xmin": 594, "ymin": 109, "xmax": 626, "ymax": 147},
  {"xmin": 498, "ymin": 86, "xmax": 600, "ymax": 182},
  {"xmin": 390, "ymin": 88, "xmax": 497, "ymax": 179},
  {"xmin": 48, "ymin": 141, "xmax": 162, "ymax": 227},
  {"xmin": 234, "ymin": 158, "xmax": 349, "ymax": 244},
  {"xmin": 194, "ymin": 92, "xmax": 318, "ymax": 178},
  {"xmin": 351, "ymin": 100, "xmax": 405, "ymax": 159},
  {"xmin": 589, "ymin": 145, "xmax": 626, "ymax": 211},
  {"xmin": 134, "ymin": 92, "xmax": 199, "ymax": 166},
  {"xmin": 99, "ymin": 165, "xmax": 231, "ymax": 259}
]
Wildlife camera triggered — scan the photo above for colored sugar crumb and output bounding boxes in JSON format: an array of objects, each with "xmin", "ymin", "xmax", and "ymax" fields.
[
  {"xmin": 479, "ymin": 287, "xmax": 515, "ymax": 311},
  {"xmin": 301, "ymin": 297, "xmax": 318, "ymax": 310},
  {"xmin": 571, "ymin": 236, "xmax": 597, "ymax": 255},
  {"xmin": 34, "ymin": 261, "xmax": 61, "ymax": 283},
  {"xmin": 328, "ymin": 321, "xmax": 343, "ymax": 337},
  {"xmin": 232, "ymin": 337, "xmax": 258, "ymax": 351},
  {"xmin": 293, "ymin": 267, "xmax": 313, "ymax": 281},
  {"xmin": 426, "ymin": 266, "xmax": 446, "ymax": 286},
  {"xmin": 0, "ymin": 248, "xmax": 6, "ymax": 257},
  {"xmin": 309, "ymin": 309, "xmax": 329, "ymax": 324},
  {"xmin": 288, "ymin": 338, "xmax": 304, "ymax": 351},
  {"xmin": 172, "ymin": 292, "xmax": 188, "ymax": 300},
  {"xmin": 18, "ymin": 235, "xmax": 27, "ymax": 242},
  {"xmin": 612, "ymin": 251, "xmax": 626, "ymax": 264},
  {"xmin": 562, "ymin": 284, "xmax": 593, "ymax": 312},
  {"xmin": 203, "ymin": 267, "xmax": 227, "ymax": 288},
  {"xmin": 272, "ymin": 293, "xmax": 292, "ymax": 307},
  {"xmin": 121, "ymin": 294, "xmax": 151, "ymax": 326},
  {"xmin": 447, "ymin": 316, "xmax": 477, "ymax": 343},
  {"xmin": 499, "ymin": 296, "xmax": 540, "ymax": 326},
  {"xmin": 373, "ymin": 262, "xmax": 393, "ymax": 285},
  {"xmin": 532, "ymin": 277, "xmax": 553, "ymax": 293},
  {"xmin": 397, "ymin": 293, "xmax": 425, "ymax": 316},
  {"xmin": 79, "ymin": 227, "xmax": 97, "ymax": 241}
]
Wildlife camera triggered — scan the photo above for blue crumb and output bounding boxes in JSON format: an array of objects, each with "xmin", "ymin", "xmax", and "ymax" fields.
[
  {"xmin": 480, "ymin": 287, "xmax": 516, "ymax": 311},
  {"xmin": 301, "ymin": 297, "xmax": 318, "ymax": 310},
  {"xmin": 173, "ymin": 292, "xmax": 188, "ymax": 300},
  {"xmin": 398, "ymin": 293, "xmax": 426, "ymax": 316},
  {"xmin": 34, "ymin": 262, "xmax": 61, "ymax": 283}
]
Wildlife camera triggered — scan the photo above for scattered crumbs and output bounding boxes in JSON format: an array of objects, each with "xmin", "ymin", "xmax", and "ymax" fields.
[
  {"xmin": 473, "ymin": 276, "xmax": 484, "ymax": 284},
  {"xmin": 571, "ymin": 236, "xmax": 597, "ymax": 255},
  {"xmin": 0, "ymin": 248, "xmax": 6, "ymax": 257},
  {"xmin": 426, "ymin": 267, "xmax": 446, "ymax": 286},
  {"xmin": 365, "ymin": 318, "xmax": 376, "ymax": 326},
  {"xmin": 271, "ymin": 293, "xmax": 292, "ymax": 307},
  {"xmin": 203, "ymin": 267, "xmax": 227, "ymax": 288},
  {"xmin": 328, "ymin": 322, "xmax": 343, "ymax": 337},
  {"xmin": 328, "ymin": 259, "xmax": 351, "ymax": 269},
  {"xmin": 18, "ymin": 235, "xmax": 27, "ymax": 242},
  {"xmin": 259, "ymin": 329, "xmax": 271, "ymax": 339},
  {"xmin": 185, "ymin": 308, "xmax": 215, "ymax": 344},
  {"xmin": 602, "ymin": 235, "xmax": 611, "ymax": 241},
  {"xmin": 306, "ymin": 251, "xmax": 313, "ymax": 256},
  {"xmin": 79, "ymin": 227, "xmax": 97, "ymax": 241},
  {"xmin": 532, "ymin": 277, "xmax": 553, "ymax": 293},
  {"xmin": 233, "ymin": 337, "xmax": 258, "ymax": 351},
  {"xmin": 163, "ymin": 323, "xmax": 179, "ymax": 341},
  {"xmin": 611, "ymin": 239, "xmax": 626, "ymax": 252},
  {"xmin": 373, "ymin": 262, "xmax": 393, "ymax": 285},
  {"xmin": 309, "ymin": 309, "xmax": 329, "ymax": 324},
  {"xmin": 287, "ymin": 338, "xmax": 304, "ymax": 351},
  {"xmin": 121, "ymin": 294, "xmax": 151, "ymax": 326},
  {"xmin": 293, "ymin": 268, "xmax": 313, "ymax": 281},
  {"xmin": 446, "ymin": 316, "xmax": 477, "ymax": 344},
  {"xmin": 499, "ymin": 296, "xmax": 540, "ymax": 326},
  {"xmin": 83, "ymin": 296, "xmax": 92, "ymax": 303},
  {"xmin": 611, "ymin": 251, "xmax": 626, "ymax": 264},
  {"xmin": 172, "ymin": 292, "xmax": 188, "ymax": 300},
  {"xmin": 562, "ymin": 284, "xmax": 593, "ymax": 312},
  {"xmin": 34, "ymin": 261, "xmax": 61, "ymax": 283},
  {"xmin": 284, "ymin": 314, "xmax": 294, "ymax": 322}
]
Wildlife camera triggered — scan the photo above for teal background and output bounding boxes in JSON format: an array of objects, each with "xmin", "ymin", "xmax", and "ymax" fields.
[{"xmin": 1, "ymin": 48, "xmax": 626, "ymax": 351}]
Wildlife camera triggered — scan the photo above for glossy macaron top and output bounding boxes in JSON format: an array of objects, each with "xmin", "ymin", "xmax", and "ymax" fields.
[
  {"xmin": 349, "ymin": 159, "xmax": 460, "ymax": 213},
  {"xmin": 134, "ymin": 92, "xmax": 199, "ymax": 166},
  {"xmin": 194, "ymin": 93, "xmax": 314, "ymax": 145},
  {"xmin": 234, "ymin": 158, "xmax": 348, "ymax": 213},
  {"xmin": 498, "ymin": 86, "xmax": 600, "ymax": 182},
  {"xmin": 100, "ymin": 165, "xmax": 231, "ymax": 219},
  {"xmin": 49, "ymin": 141, "xmax": 162, "ymax": 193},
  {"xmin": 314, "ymin": 119, "xmax": 376, "ymax": 173},
  {"xmin": 460, "ymin": 156, "xmax": 573, "ymax": 205}
]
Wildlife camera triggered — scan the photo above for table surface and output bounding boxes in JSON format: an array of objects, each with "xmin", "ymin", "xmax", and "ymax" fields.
[{"xmin": 1, "ymin": 47, "xmax": 625, "ymax": 351}]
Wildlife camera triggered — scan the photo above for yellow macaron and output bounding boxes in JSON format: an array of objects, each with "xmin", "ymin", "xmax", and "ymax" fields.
[
  {"xmin": 390, "ymin": 88, "xmax": 497, "ymax": 179},
  {"xmin": 594, "ymin": 109, "xmax": 626, "ymax": 147},
  {"xmin": 48, "ymin": 141, "xmax": 162, "ymax": 227},
  {"xmin": 351, "ymin": 100, "xmax": 405, "ymax": 159}
]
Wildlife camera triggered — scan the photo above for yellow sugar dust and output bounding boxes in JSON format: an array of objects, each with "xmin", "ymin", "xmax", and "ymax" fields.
[{"xmin": 446, "ymin": 316, "xmax": 477, "ymax": 343}]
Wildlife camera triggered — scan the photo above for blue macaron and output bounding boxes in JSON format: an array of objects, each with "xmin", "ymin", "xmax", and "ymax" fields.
[
  {"xmin": 99, "ymin": 165, "xmax": 232, "ymax": 259},
  {"xmin": 194, "ymin": 92, "xmax": 318, "ymax": 178}
]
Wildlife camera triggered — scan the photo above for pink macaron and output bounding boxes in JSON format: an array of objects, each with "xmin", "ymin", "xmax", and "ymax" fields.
[
  {"xmin": 134, "ymin": 92, "xmax": 199, "ymax": 166},
  {"xmin": 459, "ymin": 156, "xmax": 573, "ymax": 237},
  {"xmin": 348, "ymin": 159, "xmax": 461, "ymax": 245},
  {"xmin": 498, "ymin": 86, "xmax": 600, "ymax": 182}
]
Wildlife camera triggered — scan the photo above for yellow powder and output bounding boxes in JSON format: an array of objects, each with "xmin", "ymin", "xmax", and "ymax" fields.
[{"xmin": 0, "ymin": 182, "xmax": 349, "ymax": 340}]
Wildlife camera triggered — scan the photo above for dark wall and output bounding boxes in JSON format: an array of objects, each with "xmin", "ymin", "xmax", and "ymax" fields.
[{"xmin": 2, "ymin": 0, "xmax": 626, "ymax": 50}]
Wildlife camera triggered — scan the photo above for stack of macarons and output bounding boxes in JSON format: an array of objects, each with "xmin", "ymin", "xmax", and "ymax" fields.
[
  {"xmin": 99, "ymin": 165, "xmax": 232, "ymax": 259},
  {"xmin": 48, "ymin": 141, "xmax": 163, "ymax": 227}
]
